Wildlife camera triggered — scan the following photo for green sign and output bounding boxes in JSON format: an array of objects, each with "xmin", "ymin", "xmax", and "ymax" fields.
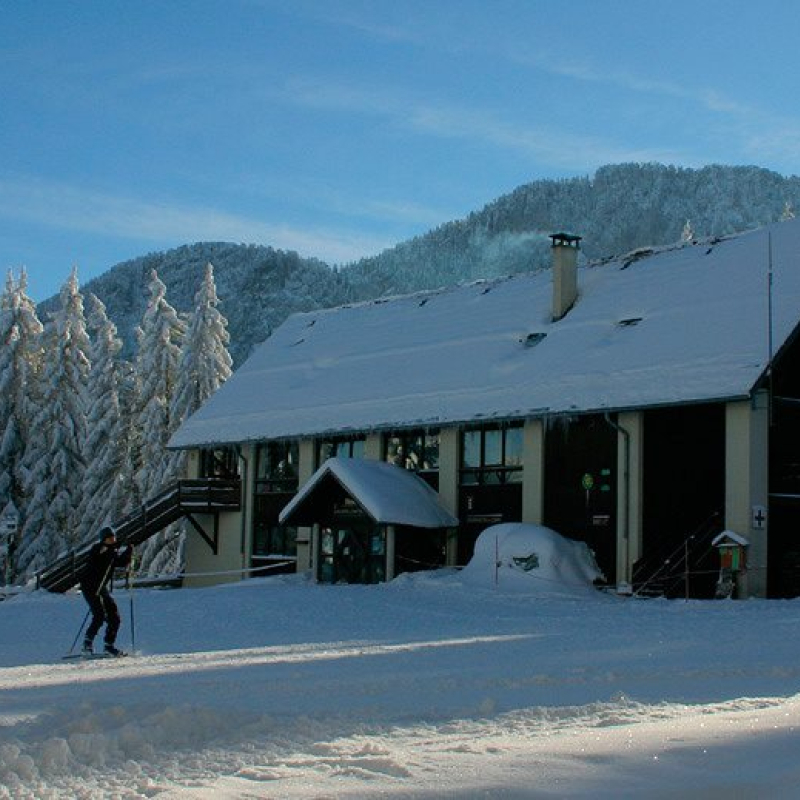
[{"xmin": 581, "ymin": 473, "xmax": 594, "ymax": 490}]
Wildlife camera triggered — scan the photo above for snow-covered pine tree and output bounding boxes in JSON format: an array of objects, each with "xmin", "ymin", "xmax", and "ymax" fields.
[
  {"xmin": 781, "ymin": 201, "xmax": 795, "ymax": 221},
  {"xmin": 0, "ymin": 271, "xmax": 18, "ymax": 508},
  {"xmin": 0, "ymin": 271, "xmax": 45, "ymax": 581},
  {"xmin": 162, "ymin": 263, "xmax": 233, "ymax": 574},
  {"xmin": 681, "ymin": 220, "xmax": 694, "ymax": 243},
  {"xmin": 134, "ymin": 270, "xmax": 186, "ymax": 575},
  {"xmin": 16, "ymin": 268, "xmax": 90, "ymax": 577},
  {"xmin": 172, "ymin": 263, "xmax": 232, "ymax": 436},
  {"xmin": 76, "ymin": 294, "xmax": 131, "ymax": 543}
]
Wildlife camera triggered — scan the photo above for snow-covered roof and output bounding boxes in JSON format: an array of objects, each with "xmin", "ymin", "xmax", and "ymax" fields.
[
  {"xmin": 712, "ymin": 530, "xmax": 750, "ymax": 547},
  {"xmin": 170, "ymin": 219, "xmax": 800, "ymax": 448},
  {"xmin": 278, "ymin": 457, "xmax": 459, "ymax": 529}
]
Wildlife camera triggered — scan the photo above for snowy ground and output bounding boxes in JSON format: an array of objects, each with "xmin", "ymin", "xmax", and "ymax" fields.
[{"xmin": 2, "ymin": 556, "xmax": 800, "ymax": 797}]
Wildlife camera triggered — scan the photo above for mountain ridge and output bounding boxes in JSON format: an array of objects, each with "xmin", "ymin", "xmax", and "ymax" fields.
[{"xmin": 58, "ymin": 163, "xmax": 799, "ymax": 365}]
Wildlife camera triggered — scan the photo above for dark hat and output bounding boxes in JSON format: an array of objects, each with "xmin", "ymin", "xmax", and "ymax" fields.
[{"xmin": 99, "ymin": 526, "xmax": 116, "ymax": 542}]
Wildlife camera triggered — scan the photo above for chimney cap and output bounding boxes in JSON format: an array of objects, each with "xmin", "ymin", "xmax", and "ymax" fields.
[{"xmin": 549, "ymin": 232, "xmax": 582, "ymax": 248}]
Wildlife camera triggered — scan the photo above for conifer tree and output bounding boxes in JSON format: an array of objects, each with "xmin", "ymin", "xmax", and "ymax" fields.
[
  {"xmin": 134, "ymin": 270, "xmax": 186, "ymax": 575},
  {"xmin": 158, "ymin": 263, "xmax": 233, "ymax": 574},
  {"xmin": 16, "ymin": 268, "xmax": 90, "ymax": 576},
  {"xmin": 0, "ymin": 270, "xmax": 44, "ymax": 580},
  {"xmin": 0, "ymin": 271, "xmax": 18, "ymax": 507},
  {"xmin": 172, "ymin": 263, "xmax": 232, "ymax": 434},
  {"xmin": 76, "ymin": 294, "xmax": 131, "ymax": 543}
]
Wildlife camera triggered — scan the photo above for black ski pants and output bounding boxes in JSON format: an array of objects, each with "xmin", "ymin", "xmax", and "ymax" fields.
[{"xmin": 81, "ymin": 584, "xmax": 121, "ymax": 645}]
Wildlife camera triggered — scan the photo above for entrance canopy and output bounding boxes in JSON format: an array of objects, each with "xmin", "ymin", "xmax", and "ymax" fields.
[{"xmin": 279, "ymin": 457, "xmax": 459, "ymax": 529}]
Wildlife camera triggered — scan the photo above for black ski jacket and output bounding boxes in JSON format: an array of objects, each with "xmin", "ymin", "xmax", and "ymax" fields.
[{"xmin": 80, "ymin": 542, "xmax": 131, "ymax": 594}]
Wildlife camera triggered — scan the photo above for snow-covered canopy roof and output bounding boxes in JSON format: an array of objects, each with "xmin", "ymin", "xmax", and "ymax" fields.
[
  {"xmin": 712, "ymin": 530, "xmax": 750, "ymax": 547},
  {"xmin": 279, "ymin": 457, "xmax": 459, "ymax": 528},
  {"xmin": 170, "ymin": 219, "xmax": 800, "ymax": 448}
]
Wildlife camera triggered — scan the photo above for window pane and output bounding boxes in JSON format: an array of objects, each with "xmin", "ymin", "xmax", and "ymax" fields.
[
  {"xmin": 351, "ymin": 439, "xmax": 366, "ymax": 459},
  {"xmin": 462, "ymin": 430, "xmax": 481, "ymax": 468},
  {"xmin": 423, "ymin": 432, "xmax": 440, "ymax": 471},
  {"xmin": 385, "ymin": 435, "xmax": 403, "ymax": 466},
  {"xmin": 484, "ymin": 429, "xmax": 502, "ymax": 465},
  {"xmin": 460, "ymin": 470, "xmax": 479, "ymax": 486},
  {"xmin": 200, "ymin": 448, "xmax": 238, "ymax": 478},
  {"xmin": 321, "ymin": 528, "xmax": 335, "ymax": 556},
  {"xmin": 483, "ymin": 469, "xmax": 502, "ymax": 485},
  {"xmin": 286, "ymin": 441, "xmax": 299, "ymax": 477},
  {"xmin": 267, "ymin": 442, "xmax": 281, "ymax": 475},
  {"xmin": 255, "ymin": 445, "xmax": 269, "ymax": 481},
  {"xmin": 403, "ymin": 434, "xmax": 424, "ymax": 471},
  {"xmin": 504, "ymin": 427, "xmax": 524, "ymax": 467},
  {"xmin": 318, "ymin": 441, "xmax": 335, "ymax": 464}
]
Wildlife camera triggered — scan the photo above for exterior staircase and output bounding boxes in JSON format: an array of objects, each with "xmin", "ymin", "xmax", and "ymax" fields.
[{"xmin": 36, "ymin": 478, "xmax": 241, "ymax": 593}]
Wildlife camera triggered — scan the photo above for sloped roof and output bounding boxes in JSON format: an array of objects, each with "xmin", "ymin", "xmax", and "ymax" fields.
[
  {"xmin": 712, "ymin": 530, "xmax": 750, "ymax": 547},
  {"xmin": 170, "ymin": 219, "xmax": 800, "ymax": 448},
  {"xmin": 279, "ymin": 457, "xmax": 459, "ymax": 528}
]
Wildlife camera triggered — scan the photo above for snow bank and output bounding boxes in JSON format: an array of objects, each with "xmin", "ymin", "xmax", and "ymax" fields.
[
  {"xmin": 5, "ymin": 562, "xmax": 800, "ymax": 797},
  {"xmin": 460, "ymin": 523, "xmax": 605, "ymax": 595}
]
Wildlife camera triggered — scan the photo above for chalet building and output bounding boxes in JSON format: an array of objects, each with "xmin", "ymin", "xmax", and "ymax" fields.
[{"xmin": 169, "ymin": 219, "xmax": 800, "ymax": 598}]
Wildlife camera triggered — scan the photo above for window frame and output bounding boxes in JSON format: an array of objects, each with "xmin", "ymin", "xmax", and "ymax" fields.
[
  {"xmin": 316, "ymin": 435, "xmax": 367, "ymax": 467},
  {"xmin": 254, "ymin": 440, "xmax": 300, "ymax": 494},
  {"xmin": 383, "ymin": 428, "xmax": 440, "ymax": 475},
  {"xmin": 459, "ymin": 423, "xmax": 524, "ymax": 486},
  {"xmin": 198, "ymin": 448, "xmax": 239, "ymax": 479}
]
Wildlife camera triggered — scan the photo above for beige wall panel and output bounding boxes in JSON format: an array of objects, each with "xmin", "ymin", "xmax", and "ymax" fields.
[
  {"xmin": 725, "ymin": 393, "xmax": 769, "ymax": 597},
  {"xmin": 522, "ymin": 419, "xmax": 544, "ymax": 525},
  {"xmin": 183, "ymin": 510, "xmax": 245, "ymax": 588},
  {"xmin": 365, "ymin": 434, "xmax": 382, "ymax": 460},
  {"xmin": 296, "ymin": 438, "xmax": 316, "ymax": 572}
]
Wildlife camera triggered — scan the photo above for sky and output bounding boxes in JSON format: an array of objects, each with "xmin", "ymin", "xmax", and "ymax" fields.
[{"xmin": 2, "ymin": 0, "xmax": 800, "ymax": 301}]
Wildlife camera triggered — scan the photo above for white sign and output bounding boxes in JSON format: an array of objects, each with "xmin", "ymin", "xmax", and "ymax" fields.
[{"xmin": 751, "ymin": 505, "xmax": 767, "ymax": 530}]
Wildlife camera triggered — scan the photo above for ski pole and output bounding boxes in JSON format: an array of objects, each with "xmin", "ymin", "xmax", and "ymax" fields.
[
  {"xmin": 126, "ymin": 557, "xmax": 136, "ymax": 653},
  {"xmin": 67, "ymin": 608, "xmax": 91, "ymax": 656}
]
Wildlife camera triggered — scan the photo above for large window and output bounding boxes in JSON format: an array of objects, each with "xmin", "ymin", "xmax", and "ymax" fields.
[
  {"xmin": 460, "ymin": 424, "xmax": 523, "ymax": 485},
  {"xmin": 199, "ymin": 448, "xmax": 239, "ymax": 479},
  {"xmin": 317, "ymin": 436, "xmax": 366, "ymax": 466},
  {"xmin": 253, "ymin": 441, "xmax": 299, "ymax": 562},
  {"xmin": 255, "ymin": 440, "xmax": 299, "ymax": 493},
  {"xmin": 384, "ymin": 429, "xmax": 440, "ymax": 489}
]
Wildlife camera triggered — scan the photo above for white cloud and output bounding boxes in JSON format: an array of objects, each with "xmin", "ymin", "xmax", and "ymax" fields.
[
  {"xmin": 285, "ymin": 78, "xmax": 696, "ymax": 170},
  {"xmin": 312, "ymin": 11, "xmax": 800, "ymax": 172},
  {"xmin": 0, "ymin": 177, "xmax": 393, "ymax": 264}
]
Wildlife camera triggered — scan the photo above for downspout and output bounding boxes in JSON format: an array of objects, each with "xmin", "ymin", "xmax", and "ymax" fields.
[
  {"xmin": 604, "ymin": 413, "xmax": 631, "ymax": 588},
  {"xmin": 234, "ymin": 445, "xmax": 249, "ymax": 579}
]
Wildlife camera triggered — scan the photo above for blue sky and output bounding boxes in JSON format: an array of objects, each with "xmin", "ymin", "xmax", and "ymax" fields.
[{"xmin": 2, "ymin": 0, "xmax": 799, "ymax": 300}]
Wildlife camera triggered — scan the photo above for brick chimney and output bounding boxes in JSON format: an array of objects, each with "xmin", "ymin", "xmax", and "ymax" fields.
[{"xmin": 549, "ymin": 232, "xmax": 581, "ymax": 321}]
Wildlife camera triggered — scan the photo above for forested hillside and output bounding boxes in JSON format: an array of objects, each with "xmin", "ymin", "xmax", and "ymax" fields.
[
  {"xmin": 60, "ymin": 244, "xmax": 353, "ymax": 366},
  {"xmin": 66, "ymin": 163, "xmax": 799, "ymax": 365}
]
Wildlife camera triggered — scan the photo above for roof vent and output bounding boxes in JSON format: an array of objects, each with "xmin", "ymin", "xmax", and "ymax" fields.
[
  {"xmin": 550, "ymin": 232, "xmax": 581, "ymax": 321},
  {"xmin": 521, "ymin": 331, "xmax": 547, "ymax": 347}
]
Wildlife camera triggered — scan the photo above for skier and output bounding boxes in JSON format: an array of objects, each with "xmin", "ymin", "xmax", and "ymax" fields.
[{"xmin": 79, "ymin": 527, "xmax": 132, "ymax": 656}]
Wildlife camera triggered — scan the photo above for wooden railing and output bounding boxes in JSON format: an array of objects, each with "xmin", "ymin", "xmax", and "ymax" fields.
[{"xmin": 36, "ymin": 479, "xmax": 241, "ymax": 593}]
